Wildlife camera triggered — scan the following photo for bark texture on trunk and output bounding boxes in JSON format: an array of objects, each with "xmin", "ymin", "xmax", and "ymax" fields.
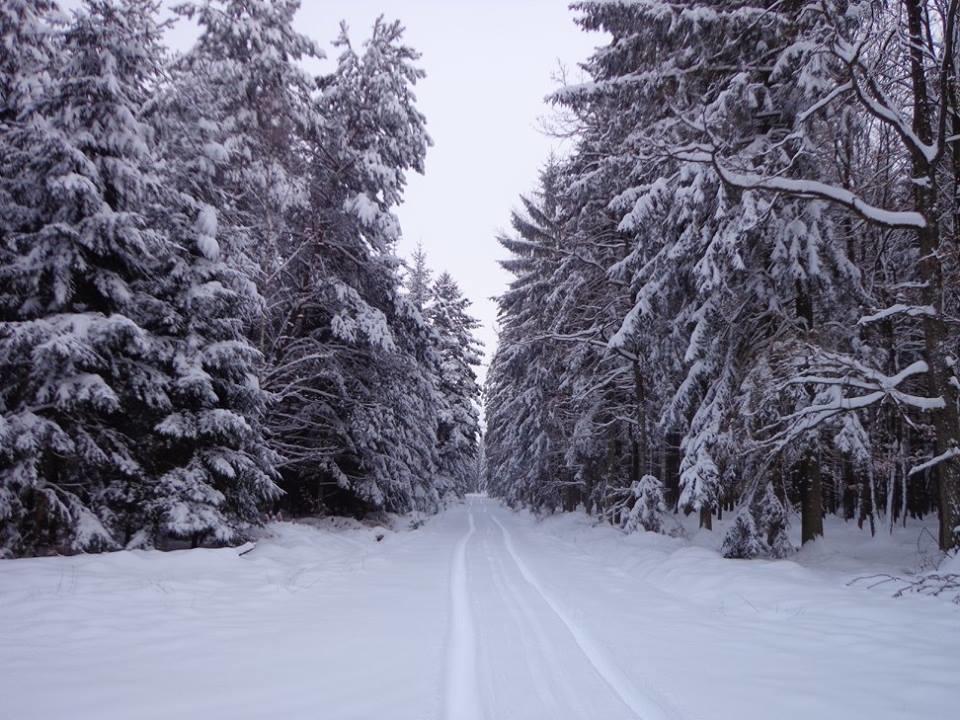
[
  {"xmin": 905, "ymin": 0, "xmax": 960, "ymax": 551},
  {"xmin": 799, "ymin": 455, "xmax": 824, "ymax": 544}
]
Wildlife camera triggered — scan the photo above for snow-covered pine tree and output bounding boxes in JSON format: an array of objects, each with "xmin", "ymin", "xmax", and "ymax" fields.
[
  {"xmin": 721, "ymin": 510, "xmax": 765, "ymax": 560},
  {"xmin": 693, "ymin": 0, "xmax": 960, "ymax": 551},
  {"xmin": 755, "ymin": 482, "xmax": 791, "ymax": 558},
  {"xmin": 0, "ymin": 0, "xmax": 68, "ymax": 554},
  {"xmin": 544, "ymin": 1, "xmax": 863, "ymax": 545},
  {"xmin": 135, "ymin": 0, "xmax": 299, "ymax": 546},
  {"xmin": 161, "ymin": 2, "xmax": 438, "ymax": 518},
  {"xmin": 144, "ymin": 134, "xmax": 281, "ymax": 548},
  {"xmin": 485, "ymin": 161, "xmax": 572, "ymax": 511},
  {"xmin": 319, "ymin": 19, "xmax": 440, "ymax": 513},
  {"xmin": 261, "ymin": 17, "xmax": 441, "ymax": 515},
  {"xmin": 427, "ymin": 271, "xmax": 482, "ymax": 496},
  {"xmin": 0, "ymin": 0, "xmax": 63, "ymax": 129},
  {"xmin": 0, "ymin": 0, "xmax": 175, "ymax": 554},
  {"xmin": 406, "ymin": 242, "xmax": 432, "ymax": 312},
  {"xmin": 1, "ymin": 0, "xmax": 282, "ymax": 556},
  {"xmin": 0, "ymin": 0, "xmax": 66, "ymax": 256},
  {"xmin": 486, "ymin": 1, "xmax": 913, "ymax": 551},
  {"xmin": 621, "ymin": 475, "xmax": 667, "ymax": 535},
  {"xmin": 157, "ymin": 0, "xmax": 325, "ymax": 324}
]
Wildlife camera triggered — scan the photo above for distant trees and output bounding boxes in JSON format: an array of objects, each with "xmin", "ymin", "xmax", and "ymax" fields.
[
  {"xmin": 485, "ymin": 161, "xmax": 571, "ymax": 510},
  {"xmin": 485, "ymin": 0, "xmax": 960, "ymax": 553},
  {"xmin": 0, "ymin": 0, "xmax": 482, "ymax": 557},
  {"xmin": 428, "ymin": 271, "xmax": 483, "ymax": 496},
  {"xmin": 406, "ymin": 243, "xmax": 432, "ymax": 311}
]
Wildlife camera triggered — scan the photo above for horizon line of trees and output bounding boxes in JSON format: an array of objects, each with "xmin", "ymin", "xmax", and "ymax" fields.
[
  {"xmin": 485, "ymin": 0, "xmax": 960, "ymax": 556},
  {"xmin": 0, "ymin": 0, "xmax": 482, "ymax": 558}
]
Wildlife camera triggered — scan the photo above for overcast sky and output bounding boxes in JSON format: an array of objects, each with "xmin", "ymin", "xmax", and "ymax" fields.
[{"xmin": 62, "ymin": 0, "xmax": 600, "ymax": 381}]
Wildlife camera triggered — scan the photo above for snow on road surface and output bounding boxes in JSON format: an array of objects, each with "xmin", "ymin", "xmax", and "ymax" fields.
[
  {"xmin": 446, "ymin": 507, "xmax": 480, "ymax": 720},
  {"xmin": 1, "ymin": 495, "xmax": 958, "ymax": 720}
]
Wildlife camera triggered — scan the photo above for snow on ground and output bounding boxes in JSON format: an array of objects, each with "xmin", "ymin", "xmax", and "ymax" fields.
[
  {"xmin": 0, "ymin": 515, "xmax": 451, "ymax": 720},
  {"xmin": 1, "ymin": 496, "xmax": 957, "ymax": 720}
]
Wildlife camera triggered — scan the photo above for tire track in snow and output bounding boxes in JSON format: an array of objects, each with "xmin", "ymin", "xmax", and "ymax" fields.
[
  {"xmin": 485, "ymin": 528, "xmax": 602, "ymax": 719},
  {"xmin": 445, "ymin": 504, "xmax": 481, "ymax": 720},
  {"xmin": 482, "ymin": 526, "xmax": 566, "ymax": 717},
  {"xmin": 491, "ymin": 513, "xmax": 676, "ymax": 720}
]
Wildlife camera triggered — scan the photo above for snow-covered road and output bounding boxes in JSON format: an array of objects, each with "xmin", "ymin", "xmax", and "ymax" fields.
[
  {"xmin": 451, "ymin": 498, "xmax": 670, "ymax": 720},
  {"xmin": 1, "ymin": 495, "xmax": 958, "ymax": 720}
]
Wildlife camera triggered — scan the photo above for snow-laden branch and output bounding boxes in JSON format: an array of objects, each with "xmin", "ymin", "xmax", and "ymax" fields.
[
  {"xmin": 766, "ymin": 358, "xmax": 943, "ymax": 448},
  {"xmin": 710, "ymin": 159, "xmax": 927, "ymax": 229},
  {"xmin": 772, "ymin": 390, "xmax": 886, "ymax": 439},
  {"xmin": 785, "ymin": 359, "xmax": 931, "ymax": 396},
  {"xmin": 857, "ymin": 304, "xmax": 937, "ymax": 325},
  {"xmin": 854, "ymin": 74, "xmax": 939, "ymax": 166},
  {"xmin": 502, "ymin": 237, "xmax": 627, "ymax": 287},
  {"xmin": 523, "ymin": 330, "xmax": 639, "ymax": 363},
  {"xmin": 909, "ymin": 448, "xmax": 960, "ymax": 477}
]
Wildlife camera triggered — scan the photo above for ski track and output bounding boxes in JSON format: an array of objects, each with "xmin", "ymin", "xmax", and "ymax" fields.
[
  {"xmin": 490, "ymin": 511, "xmax": 675, "ymax": 720},
  {"xmin": 444, "ymin": 501, "xmax": 481, "ymax": 720},
  {"xmin": 483, "ymin": 528, "xmax": 562, "ymax": 717},
  {"xmin": 484, "ymin": 525, "xmax": 596, "ymax": 720}
]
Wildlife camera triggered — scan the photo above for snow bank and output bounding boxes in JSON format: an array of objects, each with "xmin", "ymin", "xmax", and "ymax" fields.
[{"xmin": 0, "ymin": 514, "xmax": 449, "ymax": 720}]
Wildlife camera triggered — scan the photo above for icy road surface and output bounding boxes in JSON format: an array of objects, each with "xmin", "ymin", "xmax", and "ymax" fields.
[{"xmin": 1, "ymin": 495, "xmax": 958, "ymax": 719}]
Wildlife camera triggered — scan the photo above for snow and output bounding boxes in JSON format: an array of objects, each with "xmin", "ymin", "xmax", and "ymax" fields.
[
  {"xmin": 909, "ymin": 446, "xmax": 960, "ymax": 477},
  {"xmin": 489, "ymin": 512, "xmax": 669, "ymax": 720},
  {"xmin": 858, "ymin": 303, "xmax": 937, "ymax": 325},
  {"xmin": 710, "ymin": 160, "xmax": 928, "ymax": 229},
  {"xmin": 445, "ymin": 509, "xmax": 480, "ymax": 720},
  {"xmin": 194, "ymin": 204, "xmax": 219, "ymax": 260},
  {"xmin": 1, "ymin": 496, "xmax": 958, "ymax": 720}
]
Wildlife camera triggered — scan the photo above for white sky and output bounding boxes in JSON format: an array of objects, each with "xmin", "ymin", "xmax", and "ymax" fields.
[{"xmin": 61, "ymin": 0, "xmax": 600, "ymax": 380}]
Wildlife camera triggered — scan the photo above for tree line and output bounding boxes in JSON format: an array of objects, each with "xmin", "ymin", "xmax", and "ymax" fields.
[
  {"xmin": 0, "ymin": 0, "xmax": 482, "ymax": 557},
  {"xmin": 485, "ymin": 0, "xmax": 960, "ymax": 556}
]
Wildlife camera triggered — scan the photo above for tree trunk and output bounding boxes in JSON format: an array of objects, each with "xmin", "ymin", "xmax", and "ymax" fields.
[
  {"xmin": 794, "ymin": 277, "xmax": 823, "ymax": 545},
  {"xmin": 842, "ymin": 459, "xmax": 856, "ymax": 520},
  {"xmin": 664, "ymin": 430, "xmax": 681, "ymax": 511},
  {"xmin": 699, "ymin": 506, "xmax": 712, "ymax": 530},
  {"xmin": 905, "ymin": 0, "xmax": 960, "ymax": 551},
  {"xmin": 855, "ymin": 460, "xmax": 875, "ymax": 534},
  {"xmin": 799, "ymin": 454, "xmax": 823, "ymax": 544},
  {"xmin": 632, "ymin": 359, "xmax": 646, "ymax": 484}
]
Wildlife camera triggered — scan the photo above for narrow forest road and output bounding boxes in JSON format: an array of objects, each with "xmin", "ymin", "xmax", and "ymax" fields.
[
  {"xmin": 2, "ymin": 495, "xmax": 958, "ymax": 720},
  {"xmin": 445, "ymin": 497, "xmax": 672, "ymax": 720},
  {"xmin": 440, "ymin": 497, "xmax": 959, "ymax": 720}
]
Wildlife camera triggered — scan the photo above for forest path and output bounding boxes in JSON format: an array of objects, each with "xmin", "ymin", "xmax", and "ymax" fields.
[
  {"xmin": 2, "ymin": 495, "xmax": 958, "ymax": 720},
  {"xmin": 448, "ymin": 496, "xmax": 673, "ymax": 720}
]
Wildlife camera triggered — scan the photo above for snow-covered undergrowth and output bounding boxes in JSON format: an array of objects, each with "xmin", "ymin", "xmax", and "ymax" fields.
[{"xmin": 1, "ymin": 499, "xmax": 957, "ymax": 720}]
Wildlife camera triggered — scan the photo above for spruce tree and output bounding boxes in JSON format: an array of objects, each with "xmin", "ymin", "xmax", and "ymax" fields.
[
  {"xmin": 406, "ymin": 242, "xmax": 432, "ymax": 312},
  {"xmin": 144, "ymin": 142, "xmax": 281, "ymax": 547},
  {"xmin": 261, "ymin": 17, "xmax": 438, "ymax": 515},
  {"xmin": 427, "ymin": 272, "xmax": 482, "ymax": 496},
  {"xmin": 0, "ymin": 0, "xmax": 172, "ymax": 554},
  {"xmin": 485, "ymin": 161, "xmax": 571, "ymax": 510}
]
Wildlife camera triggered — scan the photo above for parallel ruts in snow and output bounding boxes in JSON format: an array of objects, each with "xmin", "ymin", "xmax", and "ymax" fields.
[
  {"xmin": 490, "ymin": 512, "xmax": 676, "ymax": 720},
  {"xmin": 445, "ymin": 501, "xmax": 480, "ymax": 720},
  {"xmin": 483, "ymin": 518, "xmax": 596, "ymax": 717}
]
